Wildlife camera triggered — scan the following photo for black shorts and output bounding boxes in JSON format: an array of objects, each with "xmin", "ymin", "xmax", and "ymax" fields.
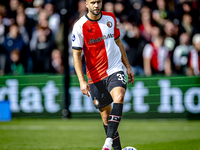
[{"xmin": 89, "ymin": 71, "xmax": 127, "ymax": 109}]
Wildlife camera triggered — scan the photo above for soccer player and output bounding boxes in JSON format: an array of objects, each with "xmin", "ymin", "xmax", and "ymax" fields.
[{"xmin": 72, "ymin": 0, "xmax": 134, "ymax": 150}]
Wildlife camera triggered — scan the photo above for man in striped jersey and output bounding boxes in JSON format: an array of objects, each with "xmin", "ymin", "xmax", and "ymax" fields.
[
  {"xmin": 188, "ymin": 34, "xmax": 200, "ymax": 76},
  {"xmin": 72, "ymin": 0, "xmax": 134, "ymax": 149}
]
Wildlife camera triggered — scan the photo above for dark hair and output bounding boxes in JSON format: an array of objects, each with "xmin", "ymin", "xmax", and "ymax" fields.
[
  {"xmin": 9, "ymin": 23, "xmax": 19, "ymax": 28},
  {"xmin": 11, "ymin": 49, "xmax": 20, "ymax": 56}
]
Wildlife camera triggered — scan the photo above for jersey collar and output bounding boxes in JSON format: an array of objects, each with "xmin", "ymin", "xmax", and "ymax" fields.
[{"xmin": 85, "ymin": 12, "xmax": 102, "ymax": 22}]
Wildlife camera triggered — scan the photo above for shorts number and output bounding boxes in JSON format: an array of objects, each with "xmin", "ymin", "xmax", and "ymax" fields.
[{"xmin": 117, "ymin": 73, "xmax": 126, "ymax": 84}]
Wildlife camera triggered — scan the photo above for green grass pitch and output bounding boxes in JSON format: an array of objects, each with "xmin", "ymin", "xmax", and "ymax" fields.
[{"xmin": 0, "ymin": 118, "xmax": 200, "ymax": 150}]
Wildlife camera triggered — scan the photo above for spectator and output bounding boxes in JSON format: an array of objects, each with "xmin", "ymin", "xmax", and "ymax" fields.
[
  {"xmin": 44, "ymin": 2, "xmax": 60, "ymax": 35},
  {"xmin": 151, "ymin": 25, "xmax": 161, "ymax": 42},
  {"xmin": 30, "ymin": 24, "xmax": 56, "ymax": 73},
  {"xmin": 127, "ymin": 0, "xmax": 142, "ymax": 24},
  {"xmin": 0, "ymin": 5, "xmax": 7, "ymax": 17},
  {"xmin": 25, "ymin": 0, "xmax": 44, "ymax": 22},
  {"xmin": 0, "ymin": 4, "xmax": 12, "ymax": 27},
  {"xmin": 142, "ymin": 0, "xmax": 157, "ymax": 11},
  {"xmin": 0, "ymin": 43, "xmax": 8, "ymax": 75},
  {"xmin": 114, "ymin": 0, "xmax": 128, "ymax": 23},
  {"xmin": 187, "ymin": 34, "xmax": 200, "ymax": 76},
  {"xmin": 173, "ymin": 32, "xmax": 192, "ymax": 74},
  {"xmin": 16, "ymin": 12, "xmax": 29, "ymax": 45},
  {"xmin": 16, "ymin": 2, "xmax": 25, "ymax": 15},
  {"xmin": 140, "ymin": 5, "xmax": 152, "ymax": 15},
  {"xmin": 10, "ymin": 49, "xmax": 24, "ymax": 75},
  {"xmin": 123, "ymin": 23, "xmax": 146, "ymax": 75},
  {"xmin": 0, "ymin": 14, "xmax": 9, "ymax": 75},
  {"xmin": 50, "ymin": 49, "xmax": 64, "ymax": 74},
  {"xmin": 16, "ymin": 3, "xmax": 35, "ymax": 38},
  {"xmin": 2, "ymin": 23, "xmax": 25, "ymax": 53},
  {"xmin": 175, "ymin": 1, "xmax": 198, "ymax": 25},
  {"xmin": 0, "ymin": 50, "xmax": 7, "ymax": 75},
  {"xmin": 30, "ymin": 9, "xmax": 48, "ymax": 37},
  {"xmin": 0, "ymin": 14, "xmax": 8, "ymax": 44},
  {"xmin": 179, "ymin": 13, "xmax": 198, "ymax": 40},
  {"xmin": 103, "ymin": 1, "xmax": 114, "ymax": 13},
  {"xmin": 143, "ymin": 34, "xmax": 171, "ymax": 76},
  {"xmin": 138, "ymin": 8, "xmax": 154, "ymax": 42},
  {"xmin": 1, "ymin": 23, "xmax": 28, "ymax": 70},
  {"xmin": 77, "ymin": 0, "xmax": 87, "ymax": 14},
  {"xmin": 163, "ymin": 21, "xmax": 178, "ymax": 51},
  {"xmin": 68, "ymin": 0, "xmax": 87, "ymax": 28},
  {"xmin": 6, "ymin": 0, "xmax": 20, "ymax": 21},
  {"xmin": 152, "ymin": 0, "xmax": 175, "ymax": 27},
  {"xmin": 44, "ymin": 2, "xmax": 63, "ymax": 52}
]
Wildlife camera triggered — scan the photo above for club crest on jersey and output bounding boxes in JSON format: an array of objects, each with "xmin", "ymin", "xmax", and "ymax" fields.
[
  {"xmin": 72, "ymin": 34, "xmax": 75, "ymax": 42},
  {"xmin": 93, "ymin": 97, "xmax": 99, "ymax": 106},
  {"xmin": 107, "ymin": 21, "xmax": 112, "ymax": 28}
]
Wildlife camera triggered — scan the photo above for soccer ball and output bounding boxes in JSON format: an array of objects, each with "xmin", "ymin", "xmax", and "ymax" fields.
[{"xmin": 122, "ymin": 146, "xmax": 137, "ymax": 150}]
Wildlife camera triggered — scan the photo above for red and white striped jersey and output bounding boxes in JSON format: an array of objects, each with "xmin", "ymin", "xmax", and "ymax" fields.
[
  {"xmin": 72, "ymin": 11, "xmax": 123, "ymax": 84},
  {"xmin": 189, "ymin": 48, "xmax": 200, "ymax": 75},
  {"xmin": 143, "ymin": 43, "xmax": 169, "ymax": 72}
]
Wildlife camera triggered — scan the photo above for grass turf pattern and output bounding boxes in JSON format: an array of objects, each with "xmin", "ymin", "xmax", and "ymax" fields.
[{"xmin": 0, "ymin": 119, "xmax": 200, "ymax": 150}]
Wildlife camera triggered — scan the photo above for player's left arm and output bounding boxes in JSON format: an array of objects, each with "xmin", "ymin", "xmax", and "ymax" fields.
[
  {"xmin": 164, "ymin": 57, "xmax": 172, "ymax": 76},
  {"xmin": 115, "ymin": 38, "xmax": 134, "ymax": 84},
  {"xmin": 164, "ymin": 49, "xmax": 172, "ymax": 76}
]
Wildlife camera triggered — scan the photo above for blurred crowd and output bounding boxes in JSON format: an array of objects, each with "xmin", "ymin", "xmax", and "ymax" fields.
[
  {"xmin": 68, "ymin": 0, "xmax": 200, "ymax": 76},
  {"xmin": 118, "ymin": 0, "xmax": 200, "ymax": 77},
  {"xmin": 0, "ymin": 0, "xmax": 65, "ymax": 76},
  {"xmin": 0, "ymin": 0, "xmax": 200, "ymax": 77}
]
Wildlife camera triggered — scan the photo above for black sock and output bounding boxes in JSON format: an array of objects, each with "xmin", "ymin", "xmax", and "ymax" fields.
[
  {"xmin": 107, "ymin": 103, "xmax": 123, "ymax": 138},
  {"xmin": 112, "ymin": 130, "xmax": 121, "ymax": 150},
  {"xmin": 103, "ymin": 124, "xmax": 108, "ymax": 135},
  {"xmin": 103, "ymin": 124, "xmax": 122, "ymax": 150}
]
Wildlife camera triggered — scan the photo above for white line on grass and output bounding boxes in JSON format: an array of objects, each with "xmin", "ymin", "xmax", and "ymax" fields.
[
  {"xmin": 0, "ymin": 125, "xmax": 101, "ymax": 130},
  {"xmin": 0, "ymin": 125, "xmax": 199, "ymax": 131}
]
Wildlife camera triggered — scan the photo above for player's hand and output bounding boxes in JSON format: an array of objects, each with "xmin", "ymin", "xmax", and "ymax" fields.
[
  {"xmin": 127, "ymin": 67, "xmax": 134, "ymax": 84},
  {"xmin": 80, "ymin": 81, "xmax": 91, "ymax": 97}
]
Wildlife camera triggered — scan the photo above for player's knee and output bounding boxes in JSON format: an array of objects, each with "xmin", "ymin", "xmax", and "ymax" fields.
[
  {"xmin": 113, "ymin": 94, "xmax": 124, "ymax": 103},
  {"xmin": 100, "ymin": 112, "xmax": 110, "ymax": 125}
]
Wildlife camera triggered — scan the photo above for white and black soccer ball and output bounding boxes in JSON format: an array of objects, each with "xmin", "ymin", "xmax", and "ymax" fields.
[{"xmin": 122, "ymin": 146, "xmax": 137, "ymax": 150}]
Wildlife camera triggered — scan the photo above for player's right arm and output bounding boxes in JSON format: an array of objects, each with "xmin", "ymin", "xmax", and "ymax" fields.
[{"xmin": 73, "ymin": 49, "xmax": 91, "ymax": 97}]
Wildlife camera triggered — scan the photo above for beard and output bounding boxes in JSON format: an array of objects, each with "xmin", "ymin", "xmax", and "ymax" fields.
[{"xmin": 89, "ymin": 8, "xmax": 101, "ymax": 16}]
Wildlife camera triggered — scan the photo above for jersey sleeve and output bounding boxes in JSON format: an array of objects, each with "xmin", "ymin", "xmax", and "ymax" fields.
[
  {"xmin": 72, "ymin": 22, "xmax": 83, "ymax": 50},
  {"xmin": 143, "ymin": 44, "xmax": 153, "ymax": 58},
  {"xmin": 164, "ymin": 46, "xmax": 170, "ymax": 59},
  {"xmin": 173, "ymin": 46, "xmax": 181, "ymax": 65},
  {"xmin": 113, "ymin": 14, "xmax": 120, "ymax": 40}
]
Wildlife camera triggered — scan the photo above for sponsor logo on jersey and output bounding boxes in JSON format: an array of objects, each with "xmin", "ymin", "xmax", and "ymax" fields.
[
  {"xmin": 72, "ymin": 34, "xmax": 76, "ymax": 42},
  {"xmin": 87, "ymin": 29, "xmax": 92, "ymax": 32},
  {"xmin": 107, "ymin": 21, "xmax": 112, "ymax": 28},
  {"xmin": 88, "ymin": 33, "xmax": 114, "ymax": 44}
]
